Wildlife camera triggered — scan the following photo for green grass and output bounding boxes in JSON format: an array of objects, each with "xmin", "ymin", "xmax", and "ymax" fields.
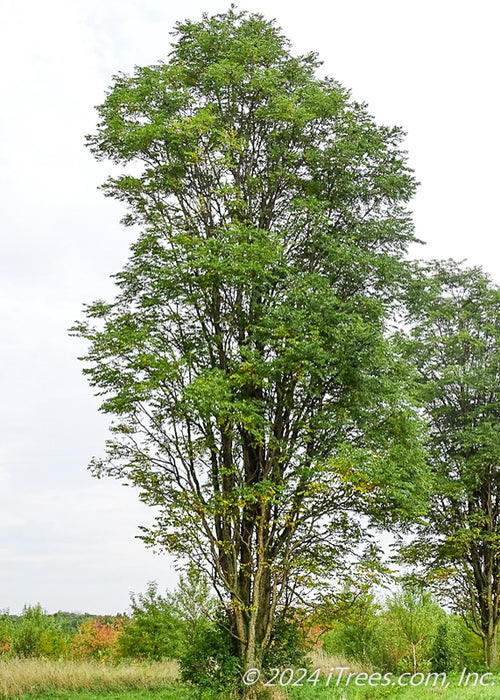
[
  {"xmin": 3, "ymin": 691, "xmax": 194, "ymax": 700},
  {"xmin": 9, "ymin": 680, "xmax": 500, "ymax": 700},
  {"xmin": 17, "ymin": 696, "xmax": 171, "ymax": 700},
  {"xmin": 288, "ymin": 671, "xmax": 500, "ymax": 700}
]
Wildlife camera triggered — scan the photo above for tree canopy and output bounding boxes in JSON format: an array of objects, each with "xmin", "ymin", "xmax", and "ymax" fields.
[
  {"xmin": 73, "ymin": 7, "xmax": 428, "ymax": 673},
  {"xmin": 399, "ymin": 260, "xmax": 500, "ymax": 666}
]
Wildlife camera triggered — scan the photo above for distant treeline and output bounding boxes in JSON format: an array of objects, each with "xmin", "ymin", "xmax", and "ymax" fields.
[{"xmin": 1, "ymin": 611, "xmax": 116, "ymax": 633}]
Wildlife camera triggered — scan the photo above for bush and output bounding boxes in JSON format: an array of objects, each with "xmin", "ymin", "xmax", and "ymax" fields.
[
  {"xmin": 322, "ymin": 593, "xmax": 386, "ymax": 668},
  {"xmin": 263, "ymin": 614, "xmax": 310, "ymax": 670},
  {"xmin": 0, "ymin": 612, "xmax": 14, "ymax": 657},
  {"xmin": 179, "ymin": 609, "xmax": 309, "ymax": 691},
  {"xmin": 71, "ymin": 617, "xmax": 124, "ymax": 661},
  {"xmin": 118, "ymin": 581, "xmax": 184, "ymax": 660},
  {"xmin": 320, "ymin": 587, "xmax": 475, "ymax": 674},
  {"xmin": 179, "ymin": 611, "xmax": 240, "ymax": 692},
  {"xmin": 38, "ymin": 628, "xmax": 71, "ymax": 659},
  {"xmin": 430, "ymin": 616, "xmax": 481, "ymax": 672},
  {"xmin": 11, "ymin": 604, "xmax": 68, "ymax": 659}
]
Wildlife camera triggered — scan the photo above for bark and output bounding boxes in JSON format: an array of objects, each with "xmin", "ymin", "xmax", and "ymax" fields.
[
  {"xmin": 411, "ymin": 643, "xmax": 417, "ymax": 674},
  {"xmin": 482, "ymin": 625, "xmax": 498, "ymax": 667}
]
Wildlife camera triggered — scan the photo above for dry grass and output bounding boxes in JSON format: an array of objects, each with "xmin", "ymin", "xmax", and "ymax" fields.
[
  {"xmin": 308, "ymin": 649, "xmax": 371, "ymax": 676},
  {"xmin": 0, "ymin": 658, "xmax": 179, "ymax": 698}
]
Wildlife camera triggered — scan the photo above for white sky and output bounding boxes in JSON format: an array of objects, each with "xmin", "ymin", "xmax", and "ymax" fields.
[{"xmin": 1, "ymin": 0, "xmax": 499, "ymax": 615}]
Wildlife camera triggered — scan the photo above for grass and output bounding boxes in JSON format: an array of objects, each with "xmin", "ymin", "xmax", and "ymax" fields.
[
  {"xmin": 289, "ymin": 676, "xmax": 500, "ymax": 699},
  {"xmin": 288, "ymin": 668, "xmax": 500, "ymax": 700},
  {"xmin": 0, "ymin": 658, "xmax": 179, "ymax": 698},
  {"xmin": 279, "ymin": 651, "xmax": 500, "ymax": 700},
  {"xmin": 308, "ymin": 650, "xmax": 371, "ymax": 675},
  {"xmin": 0, "ymin": 656, "xmax": 499, "ymax": 700},
  {"xmin": 0, "ymin": 692, "xmax": 186, "ymax": 700}
]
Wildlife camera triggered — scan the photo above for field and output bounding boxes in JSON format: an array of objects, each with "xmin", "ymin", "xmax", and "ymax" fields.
[
  {"xmin": 1, "ymin": 658, "xmax": 499, "ymax": 700},
  {"xmin": 0, "ymin": 659, "xmax": 178, "ymax": 698}
]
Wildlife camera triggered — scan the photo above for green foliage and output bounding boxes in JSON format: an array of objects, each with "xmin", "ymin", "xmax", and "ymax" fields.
[
  {"xmin": 262, "ymin": 614, "xmax": 310, "ymax": 670},
  {"xmin": 398, "ymin": 260, "xmax": 500, "ymax": 665},
  {"xmin": 170, "ymin": 567, "xmax": 217, "ymax": 637},
  {"xmin": 0, "ymin": 609, "xmax": 119, "ymax": 660},
  {"xmin": 321, "ymin": 586, "xmax": 477, "ymax": 674},
  {"xmin": 73, "ymin": 5, "xmax": 429, "ymax": 669},
  {"xmin": 118, "ymin": 573, "xmax": 241, "ymax": 687},
  {"xmin": 0, "ymin": 607, "xmax": 149, "ymax": 662},
  {"xmin": 11, "ymin": 605, "xmax": 68, "ymax": 659},
  {"xmin": 51, "ymin": 611, "xmax": 100, "ymax": 633},
  {"xmin": 322, "ymin": 593, "xmax": 385, "ymax": 667},
  {"xmin": 430, "ymin": 618, "xmax": 470, "ymax": 673},
  {"xmin": 179, "ymin": 611, "xmax": 241, "ymax": 692},
  {"xmin": 118, "ymin": 582, "xmax": 183, "ymax": 661},
  {"xmin": 0, "ymin": 577, "xmax": 217, "ymax": 664},
  {"xmin": 385, "ymin": 586, "xmax": 444, "ymax": 673},
  {"xmin": 38, "ymin": 628, "xmax": 71, "ymax": 659}
]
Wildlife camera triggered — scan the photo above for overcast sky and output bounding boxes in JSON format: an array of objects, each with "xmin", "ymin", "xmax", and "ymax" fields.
[{"xmin": 1, "ymin": 0, "xmax": 499, "ymax": 615}]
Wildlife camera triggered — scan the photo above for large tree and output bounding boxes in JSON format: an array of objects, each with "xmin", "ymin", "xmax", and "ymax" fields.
[
  {"xmin": 73, "ymin": 8, "xmax": 428, "ymax": 674},
  {"xmin": 399, "ymin": 260, "xmax": 500, "ymax": 666}
]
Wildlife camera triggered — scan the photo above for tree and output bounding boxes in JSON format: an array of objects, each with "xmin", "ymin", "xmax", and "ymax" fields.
[
  {"xmin": 386, "ymin": 586, "xmax": 442, "ymax": 673},
  {"xmin": 172, "ymin": 565, "xmax": 217, "ymax": 635},
  {"xmin": 118, "ymin": 581, "xmax": 183, "ymax": 660},
  {"xmin": 399, "ymin": 260, "xmax": 500, "ymax": 666},
  {"xmin": 72, "ymin": 7, "xmax": 428, "ymax": 676}
]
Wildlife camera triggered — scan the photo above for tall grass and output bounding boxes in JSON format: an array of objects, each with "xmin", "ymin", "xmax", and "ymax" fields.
[
  {"xmin": 0, "ymin": 658, "xmax": 179, "ymax": 698},
  {"xmin": 308, "ymin": 649, "xmax": 371, "ymax": 675}
]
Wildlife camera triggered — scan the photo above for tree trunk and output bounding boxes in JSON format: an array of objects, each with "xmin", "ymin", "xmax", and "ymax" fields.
[
  {"xmin": 482, "ymin": 629, "xmax": 498, "ymax": 667},
  {"xmin": 411, "ymin": 643, "xmax": 417, "ymax": 674}
]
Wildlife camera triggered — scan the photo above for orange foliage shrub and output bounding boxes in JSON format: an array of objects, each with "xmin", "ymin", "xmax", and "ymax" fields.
[{"xmin": 71, "ymin": 617, "xmax": 125, "ymax": 661}]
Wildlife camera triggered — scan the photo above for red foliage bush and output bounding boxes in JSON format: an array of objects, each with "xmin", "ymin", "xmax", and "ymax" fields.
[{"xmin": 71, "ymin": 617, "xmax": 125, "ymax": 661}]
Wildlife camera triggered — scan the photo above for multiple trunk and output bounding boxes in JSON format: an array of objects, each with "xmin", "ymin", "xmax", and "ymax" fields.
[
  {"xmin": 207, "ymin": 432, "xmax": 293, "ymax": 671},
  {"xmin": 451, "ymin": 474, "xmax": 500, "ymax": 667}
]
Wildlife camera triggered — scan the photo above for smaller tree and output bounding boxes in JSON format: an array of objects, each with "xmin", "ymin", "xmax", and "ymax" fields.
[
  {"xmin": 171, "ymin": 566, "xmax": 216, "ymax": 637},
  {"xmin": 430, "ymin": 617, "xmax": 470, "ymax": 673},
  {"xmin": 118, "ymin": 581, "xmax": 183, "ymax": 660},
  {"xmin": 386, "ymin": 586, "xmax": 442, "ymax": 673},
  {"xmin": 399, "ymin": 260, "xmax": 500, "ymax": 666},
  {"xmin": 12, "ymin": 604, "xmax": 66, "ymax": 659}
]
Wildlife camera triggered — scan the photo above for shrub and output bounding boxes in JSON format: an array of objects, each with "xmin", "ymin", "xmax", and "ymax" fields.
[
  {"xmin": 322, "ymin": 593, "xmax": 385, "ymax": 668},
  {"xmin": 320, "ymin": 587, "xmax": 475, "ymax": 674},
  {"xmin": 0, "ymin": 612, "xmax": 14, "ymax": 658},
  {"xmin": 179, "ymin": 611, "xmax": 240, "ymax": 692},
  {"xmin": 71, "ymin": 617, "xmax": 124, "ymax": 661},
  {"xmin": 263, "ymin": 614, "xmax": 310, "ymax": 670},
  {"xmin": 430, "ymin": 616, "xmax": 480, "ymax": 672},
  {"xmin": 38, "ymin": 628, "xmax": 71, "ymax": 659},
  {"xmin": 118, "ymin": 582, "xmax": 184, "ymax": 660},
  {"xmin": 11, "ymin": 604, "xmax": 67, "ymax": 659}
]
